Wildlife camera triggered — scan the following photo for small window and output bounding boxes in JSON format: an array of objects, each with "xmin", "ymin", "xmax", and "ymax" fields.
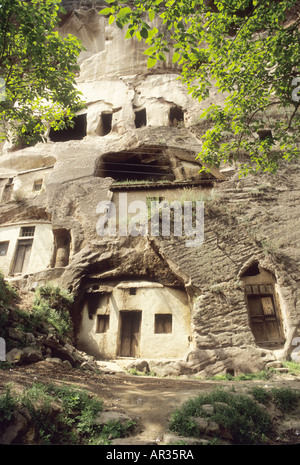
[
  {"xmin": 258, "ymin": 129, "xmax": 273, "ymax": 141},
  {"xmin": 129, "ymin": 288, "xmax": 137, "ymax": 295},
  {"xmin": 99, "ymin": 112, "xmax": 112, "ymax": 136},
  {"xmin": 0, "ymin": 241, "xmax": 9, "ymax": 256},
  {"xmin": 241, "ymin": 262, "xmax": 260, "ymax": 277},
  {"xmin": 155, "ymin": 314, "xmax": 172, "ymax": 334},
  {"xmin": 20, "ymin": 226, "xmax": 35, "ymax": 237},
  {"xmin": 134, "ymin": 108, "xmax": 147, "ymax": 128},
  {"xmin": 33, "ymin": 180, "xmax": 43, "ymax": 191},
  {"xmin": 96, "ymin": 314, "xmax": 109, "ymax": 333},
  {"xmin": 170, "ymin": 105, "xmax": 184, "ymax": 127}
]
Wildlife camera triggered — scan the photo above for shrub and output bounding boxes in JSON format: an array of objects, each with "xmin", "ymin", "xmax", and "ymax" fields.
[
  {"xmin": 0, "ymin": 384, "xmax": 17, "ymax": 423},
  {"xmin": 31, "ymin": 284, "xmax": 73, "ymax": 337},
  {"xmin": 251, "ymin": 386, "xmax": 272, "ymax": 404},
  {"xmin": 0, "ymin": 308, "xmax": 9, "ymax": 339},
  {"xmin": 270, "ymin": 387, "xmax": 299, "ymax": 412},
  {"xmin": 0, "ymin": 382, "xmax": 136, "ymax": 445},
  {"xmin": 168, "ymin": 388, "xmax": 272, "ymax": 445},
  {"xmin": 20, "ymin": 383, "xmax": 104, "ymax": 445},
  {"xmin": 0, "ymin": 272, "xmax": 17, "ymax": 306}
]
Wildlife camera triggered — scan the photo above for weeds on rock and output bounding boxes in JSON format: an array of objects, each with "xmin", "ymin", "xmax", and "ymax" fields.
[
  {"xmin": 251, "ymin": 386, "xmax": 299, "ymax": 412},
  {"xmin": 0, "ymin": 382, "xmax": 136, "ymax": 445},
  {"xmin": 168, "ymin": 388, "xmax": 273, "ymax": 445},
  {"xmin": 12, "ymin": 284, "xmax": 74, "ymax": 339}
]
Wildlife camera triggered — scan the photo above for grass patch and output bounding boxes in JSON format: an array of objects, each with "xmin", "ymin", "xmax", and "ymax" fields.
[
  {"xmin": 168, "ymin": 388, "xmax": 273, "ymax": 445},
  {"xmin": 208, "ymin": 369, "xmax": 274, "ymax": 381},
  {"xmin": 0, "ymin": 382, "xmax": 135, "ymax": 445},
  {"xmin": 251, "ymin": 385, "xmax": 299, "ymax": 412},
  {"xmin": 126, "ymin": 368, "xmax": 157, "ymax": 377},
  {"xmin": 282, "ymin": 361, "xmax": 300, "ymax": 376}
]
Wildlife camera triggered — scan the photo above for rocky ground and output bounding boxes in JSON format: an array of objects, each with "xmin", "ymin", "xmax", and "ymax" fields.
[{"xmin": 1, "ymin": 359, "xmax": 300, "ymax": 446}]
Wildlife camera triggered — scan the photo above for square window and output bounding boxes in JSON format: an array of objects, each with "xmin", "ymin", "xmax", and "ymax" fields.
[
  {"xmin": 96, "ymin": 314, "xmax": 109, "ymax": 333},
  {"xmin": 33, "ymin": 180, "xmax": 43, "ymax": 191},
  {"xmin": 0, "ymin": 241, "xmax": 9, "ymax": 256},
  {"xmin": 129, "ymin": 288, "xmax": 136, "ymax": 295},
  {"xmin": 155, "ymin": 314, "xmax": 172, "ymax": 334}
]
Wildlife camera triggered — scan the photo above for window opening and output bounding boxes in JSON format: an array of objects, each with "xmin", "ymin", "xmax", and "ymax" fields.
[
  {"xmin": 241, "ymin": 262, "xmax": 260, "ymax": 277},
  {"xmin": 96, "ymin": 314, "xmax": 109, "ymax": 333},
  {"xmin": 134, "ymin": 108, "xmax": 147, "ymax": 128},
  {"xmin": 155, "ymin": 314, "xmax": 172, "ymax": 334},
  {"xmin": 98, "ymin": 112, "xmax": 113, "ymax": 136},
  {"xmin": 2, "ymin": 178, "xmax": 13, "ymax": 202},
  {"xmin": 33, "ymin": 179, "xmax": 43, "ymax": 191},
  {"xmin": 52, "ymin": 229, "xmax": 70, "ymax": 268},
  {"xmin": 170, "ymin": 105, "xmax": 184, "ymax": 127},
  {"xmin": 129, "ymin": 288, "xmax": 137, "ymax": 295},
  {"xmin": 20, "ymin": 226, "xmax": 35, "ymax": 237},
  {"xmin": 258, "ymin": 129, "xmax": 273, "ymax": 141},
  {"xmin": 49, "ymin": 114, "xmax": 87, "ymax": 142},
  {"xmin": 0, "ymin": 241, "xmax": 9, "ymax": 256}
]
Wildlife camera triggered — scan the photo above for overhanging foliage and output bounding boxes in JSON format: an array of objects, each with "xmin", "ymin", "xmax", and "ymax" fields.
[{"xmin": 100, "ymin": 0, "xmax": 300, "ymax": 175}]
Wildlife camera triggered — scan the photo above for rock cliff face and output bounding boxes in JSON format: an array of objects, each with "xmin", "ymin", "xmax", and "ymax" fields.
[{"xmin": 0, "ymin": 1, "xmax": 299, "ymax": 376}]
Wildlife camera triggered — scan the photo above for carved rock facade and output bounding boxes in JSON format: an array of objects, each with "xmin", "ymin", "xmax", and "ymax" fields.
[{"xmin": 0, "ymin": 1, "xmax": 300, "ymax": 376}]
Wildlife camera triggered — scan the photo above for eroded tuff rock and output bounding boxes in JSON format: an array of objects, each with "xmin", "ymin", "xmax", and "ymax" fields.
[{"xmin": 0, "ymin": 2, "xmax": 299, "ymax": 377}]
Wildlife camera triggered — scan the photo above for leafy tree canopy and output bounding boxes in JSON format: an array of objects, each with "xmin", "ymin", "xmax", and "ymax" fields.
[
  {"xmin": 100, "ymin": 0, "xmax": 300, "ymax": 175},
  {"xmin": 0, "ymin": 0, "xmax": 85, "ymax": 147}
]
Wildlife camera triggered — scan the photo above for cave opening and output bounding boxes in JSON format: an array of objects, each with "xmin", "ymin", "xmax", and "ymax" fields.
[
  {"xmin": 98, "ymin": 112, "xmax": 113, "ymax": 136},
  {"xmin": 170, "ymin": 105, "xmax": 184, "ymax": 127},
  {"xmin": 51, "ymin": 228, "xmax": 71, "ymax": 268},
  {"xmin": 134, "ymin": 108, "xmax": 147, "ymax": 128},
  {"xmin": 95, "ymin": 148, "xmax": 175, "ymax": 183},
  {"xmin": 49, "ymin": 114, "xmax": 87, "ymax": 142}
]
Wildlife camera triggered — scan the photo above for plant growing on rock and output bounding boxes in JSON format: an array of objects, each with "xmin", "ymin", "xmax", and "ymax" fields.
[
  {"xmin": 168, "ymin": 388, "xmax": 273, "ymax": 444},
  {"xmin": 100, "ymin": 0, "xmax": 300, "ymax": 175},
  {"xmin": 31, "ymin": 284, "xmax": 74, "ymax": 338}
]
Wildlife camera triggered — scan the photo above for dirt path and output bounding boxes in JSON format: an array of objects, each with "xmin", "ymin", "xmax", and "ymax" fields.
[
  {"xmin": 0, "ymin": 361, "xmax": 216, "ymax": 442},
  {"xmin": 1, "ymin": 361, "xmax": 300, "ymax": 444}
]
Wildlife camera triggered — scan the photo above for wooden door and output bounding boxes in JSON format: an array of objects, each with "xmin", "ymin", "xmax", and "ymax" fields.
[
  {"xmin": 247, "ymin": 295, "xmax": 283, "ymax": 344},
  {"xmin": 12, "ymin": 239, "xmax": 33, "ymax": 274},
  {"xmin": 120, "ymin": 311, "xmax": 141, "ymax": 357}
]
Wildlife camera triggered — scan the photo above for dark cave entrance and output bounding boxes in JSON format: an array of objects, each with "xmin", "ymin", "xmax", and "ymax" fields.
[
  {"xmin": 49, "ymin": 114, "xmax": 87, "ymax": 142},
  {"xmin": 95, "ymin": 147, "xmax": 174, "ymax": 183}
]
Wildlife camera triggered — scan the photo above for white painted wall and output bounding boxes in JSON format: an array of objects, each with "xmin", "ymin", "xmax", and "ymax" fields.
[
  {"xmin": 77, "ymin": 281, "xmax": 191, "ymax": 360},
  {"xmin": 0, "ymin": 222, "xmax": 54, "ymax": 276}
]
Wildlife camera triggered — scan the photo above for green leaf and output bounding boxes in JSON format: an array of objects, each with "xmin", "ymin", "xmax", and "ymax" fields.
[
  {"xmin": 172, "ymin": 51, "xmax": 180, "ymax": 63},
  {"xmin": 118, "ymin": 7, "xmax": 132, "ymax": 18},
  {"xmin": 147, "ymin": 57, "xmax": 157, "ymax": 68},
  {"xmin": 140, "ymin": 28, "xmax": 149, "ymax": 39},
  {"xmin": 149, "ymin": 10, "xmax": 155, "ymax": 22},
  {"xmin": 99, "ymin": 7, "xmax": 112, "ymax": 16}
]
